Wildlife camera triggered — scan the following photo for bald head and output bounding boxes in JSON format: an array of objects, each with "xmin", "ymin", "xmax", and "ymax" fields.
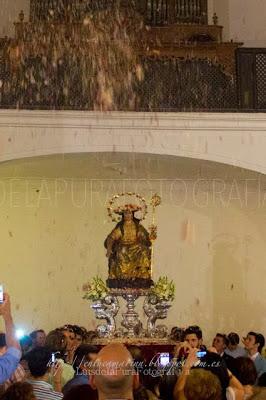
[{"xmin": 90, "ymin": 343, "xmax": 138, "ymax": 400}]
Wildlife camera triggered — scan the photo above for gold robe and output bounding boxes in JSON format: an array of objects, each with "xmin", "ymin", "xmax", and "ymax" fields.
[{"xmin": 106, "ymin": 220, "xmax": 152, "ymax": 280}]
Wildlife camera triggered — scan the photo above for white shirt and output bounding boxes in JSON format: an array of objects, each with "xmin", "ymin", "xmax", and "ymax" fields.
[{"xmin": 250, "ymin": 352, "xmax": 259, "ymax": 361}]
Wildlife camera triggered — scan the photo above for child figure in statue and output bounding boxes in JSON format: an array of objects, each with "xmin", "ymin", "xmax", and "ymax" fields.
[{"xmin": 105, "ymin": 205, "xmax": 153, "ymax": 289}]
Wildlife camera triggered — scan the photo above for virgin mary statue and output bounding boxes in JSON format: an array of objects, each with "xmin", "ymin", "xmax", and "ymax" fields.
[{"xmin": 105, "ymin": 201, "xmax": 154, "ymax": 289}]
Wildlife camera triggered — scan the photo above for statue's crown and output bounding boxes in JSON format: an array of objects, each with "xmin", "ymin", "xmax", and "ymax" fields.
[{"xmin": 113, "ymin": 203, "xmax": 142, "ymax": 214}]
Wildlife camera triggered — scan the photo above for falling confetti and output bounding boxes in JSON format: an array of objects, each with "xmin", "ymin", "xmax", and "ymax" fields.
[{"xmin": 5, "ymin": 3, "xmax": 145, "ymax": 111}]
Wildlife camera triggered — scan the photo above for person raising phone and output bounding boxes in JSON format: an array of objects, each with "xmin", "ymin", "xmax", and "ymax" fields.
[{"xmin": 0, "ymin": 292, "xmax": 21, "ymax": 384}]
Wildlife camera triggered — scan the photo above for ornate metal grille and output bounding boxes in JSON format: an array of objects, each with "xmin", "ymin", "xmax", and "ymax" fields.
[
  {"xmin": 237, "ymin": 48, "xmax": 266, "ymax": 111},
  {"xmin": 256, "ymin": 53, "xmax": 266, "ymax": 109},
  {"xmin": 0, "ymin": 54, "xmax": 237, "ymax": 111},
  {"xmin": 30, "ymin": 0, "xmax": 118, "ymax": 21},
  {"xmin": 136, "ymin": 57, "xmax": 237, "ymax": 111}
]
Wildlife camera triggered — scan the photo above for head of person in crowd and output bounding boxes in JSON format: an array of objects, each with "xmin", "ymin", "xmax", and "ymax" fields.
[
  {"xmin": 62, "ymin": 384, "xmax": 97, "ymax": 400},
  {"xmin": 183, "ymin": 325, "xmax": 203, "ymax": 349},
  {"xmin": 184, "ymin": 369, "xmax": 222, "ymax": 400},
  {"xmin": 128, "ymin": 345, "xmax": 146, "ymax": 382},
  {"xmin": 212, "ymin": 333, "xmax": 228, "ymax": 355},
  {"xmin": 84, "ymin": 330, "xmax": 98, "ymax": 344},
  {"xmin": 29, "ymin": 330, "xmax": 46, "ymax": 348},
  {"xmin": 71, "ymin": 326, "xmax": 86, "ymax": 349},
  {"xmin": 90, "ymin": 343, "xmax": 139, "ymax": 400},
  {"xmin": 26, "ymin": 346, "xmax": 53, "ymax": 379},
  {"xmin": 231, "ymin": 357, "xmax": 257, "ymax": 386},
  {"xmin": 45, "ymin": 328, "xmax": 67, "ymax": 359},
  {"xmin": 170, "ymin": 327, "xmax": 185, "ymax": 343},
  {"xmin": 141, "ymin": 364, "xmax": 161, "ymax": 398},
  {"xmin": 61, "ymin": 325, "xmax": 76, "ymax": 353},
  {"xmin": 73, "ymin": 344, "xmax": 98, "ymax": 375},
  {"xmin": 19, "ymin": 336, "xmax": 33, "ymax": 356},
  {"xmin": 0, "ymin": 382, "xmax": 36, "ymax": 400},
  {"xmin": 158, "ymin": 371, "xmax": 178, "ymax": 400},
  {"xmin": 244, "ymin": 332, "xmax": 265, "ymax": 355},
  {"xmin": 197, "ymin": 351, "xmax": 230, "ymax": 400},
  {"xmin": 227, "ymin": 332, "xmax": 240, "ymax": 351}
]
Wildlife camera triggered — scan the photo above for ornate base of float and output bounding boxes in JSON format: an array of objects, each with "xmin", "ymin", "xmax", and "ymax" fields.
[
  {"xmin": 90, "ymin": 288, "xmax": 172, "ymax": 339},
  {"xmin": 107, "ymin": 278, "xmax": 154, "ymax": 289}
]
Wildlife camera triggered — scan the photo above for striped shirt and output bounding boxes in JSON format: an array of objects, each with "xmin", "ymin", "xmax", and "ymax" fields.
[
  {"xmin": 27, "ymin": 379, "xmax": 63, "ymax": 400},
  {"xmin": 2, "ymin": 363, "xmax": 26, "ymax": 390}
]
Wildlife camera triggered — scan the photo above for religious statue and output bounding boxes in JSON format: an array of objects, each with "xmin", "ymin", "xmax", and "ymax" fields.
[{"xmin": 105, "ymin": 193, "xmax": 161, "ymax": 289}]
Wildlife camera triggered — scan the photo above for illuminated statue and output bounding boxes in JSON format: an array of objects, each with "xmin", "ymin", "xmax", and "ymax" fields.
[{"xmin": 105, "ymin": 193, "xmax": 161, "ymax": 289}]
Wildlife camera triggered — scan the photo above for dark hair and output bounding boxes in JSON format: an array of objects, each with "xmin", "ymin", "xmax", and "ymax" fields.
[
  {"xmin": 0, "ymin": 382, "xmax": 36, "ymax": 400},
  {"xmin": 27, "ymin": 346, "xmax": 52, "ymax": 377},
  {"xmin": 0, "ymin": 333, "xmax": 6, "ymax": 347},
  {"xmin": 258, "ymin": 372, "xmax": 266, "ymax": 387},
  {"xmin": 72, "ymin": 326, "xmax": 87, "ymax": 339},
  {"xmin": 128, "ymin": 346, "xmax": 146, "ymax": 381},
  {"xmin": 73, "ymin": 344, "xmax": 98, "ymax": 372},
  {"xmin": 105, "ymin": 213, "xmax": 150, "ymax": 246},
  {"xmin": 231, "ymin": 357, "xmax": 257, "ymax": 386},
  {"xmin": 170, "ymin": 327, "xmax": 185, "ymax": 342},
  {"xmin": 184, "ymin": 325, "xmax": 202, "ymax": 340},
  {"xmin": 30, "ymin": 330, "xmax": 45, "ymax": 341},
  {"xmin": 84, "ymin": 330, "xmax": 98, "ymax": 344},
  {"xmin": 62, "ymin": 384, "xmax": 97, "ymax": 400},
  {"xmin": 216, "ymin": 333, "xmax": 229, "ymax": 346},
  {"xmin": 45, "ymin": 329, "xmax": 67, "ymax": 357},
  {"xmin": 248, "ymin": 332, "xmax": 265, "ymax": 354},
  {"xmin": 228, "ymin": 332, "xmax": 240, "ymax": 346},
  {"xmin": 158, "ymin": 372, "xmax": 178, "ymax": 400}
]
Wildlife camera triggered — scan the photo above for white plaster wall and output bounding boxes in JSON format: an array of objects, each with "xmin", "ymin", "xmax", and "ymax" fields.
[
  {"xmin": 212, "ymin": 0, "xmax": 230, "ymax": 41},
  {"xmin": 1, "ymin": 111, "xmax": 266, "ymax": 175},
  {"xmin": 228, "ymin": 0, "xmax": 266, "ymax": 46},
  {"xmin": 0, "ymin": 0, "xmax": 29, "ymax": 37}
]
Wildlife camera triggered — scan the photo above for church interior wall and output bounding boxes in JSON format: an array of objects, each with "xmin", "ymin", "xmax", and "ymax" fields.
[{"xmin": 0, "ymin": 153, "xmax": 265, "ymax": 343}]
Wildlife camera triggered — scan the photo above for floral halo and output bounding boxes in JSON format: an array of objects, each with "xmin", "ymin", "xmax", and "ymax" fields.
[{"xmin": 107, "ymin": 192, "xmax": 147, "ymax": 222}]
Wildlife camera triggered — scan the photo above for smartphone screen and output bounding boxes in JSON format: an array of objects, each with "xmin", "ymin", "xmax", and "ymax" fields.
[
  {"xmin": 160, "ymin": 352, "xmax": 170, "ymax": 366},
  {"xmin": 196, "ymin": 351, "xmax": 207, "ymax": 358},
  {"xmin": 0, "ymin": 285, "xmax": 3, "ymax": 303},
  {"xmin": 51, "ymin": 353, "xmax": 56, "ymax": 363}
]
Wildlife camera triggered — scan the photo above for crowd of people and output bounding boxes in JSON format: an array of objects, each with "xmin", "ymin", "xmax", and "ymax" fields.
[{"xmin": 0, "ymin": 292, "xmax": 266, "ymax": 400}]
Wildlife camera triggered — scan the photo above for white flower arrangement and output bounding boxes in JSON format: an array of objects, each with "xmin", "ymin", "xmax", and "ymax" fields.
[
  {"xmin": 150, "ymin": 276, "xmax": 175, "ymax": 302},
  {"xmin": 83, "ymin": 276, "xmax": 109, "ymax": 301}
]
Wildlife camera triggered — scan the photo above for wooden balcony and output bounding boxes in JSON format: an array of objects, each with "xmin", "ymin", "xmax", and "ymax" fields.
[{"xmin": 2, "ymin": 4, "xmax": 265, "ymax": 112}]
